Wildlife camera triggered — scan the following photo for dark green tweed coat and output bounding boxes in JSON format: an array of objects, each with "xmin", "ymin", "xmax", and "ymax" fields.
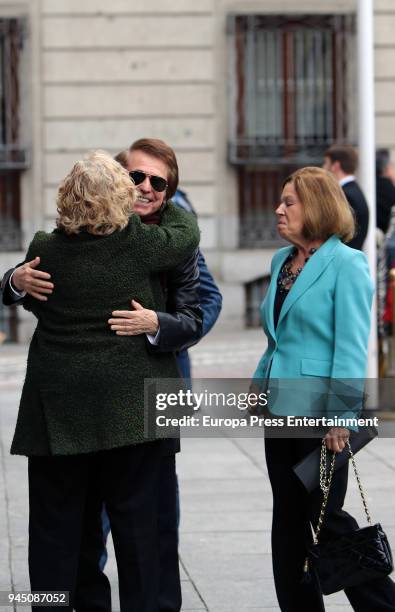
[{"xmin": 11, "ymin": 203, "xmax": 199, "ymax": 456}]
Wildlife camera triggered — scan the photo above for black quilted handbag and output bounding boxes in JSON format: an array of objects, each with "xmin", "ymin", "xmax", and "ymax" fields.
[{"xmin": 304, "ymin": 440, "xmax": 393, "ymax": 595}]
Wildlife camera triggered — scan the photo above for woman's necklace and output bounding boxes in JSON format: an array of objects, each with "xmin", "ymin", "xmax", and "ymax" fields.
[{"xmin": 277, "ymin": 247, "xmax": 317, "ymax": 294}]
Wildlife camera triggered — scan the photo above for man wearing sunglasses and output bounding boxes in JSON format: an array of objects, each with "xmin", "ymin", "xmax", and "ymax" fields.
[
  {"xmin": 1, "ymin": 138, "xmax": 222, "ymax": 612},
  {"xmin": 107, "ymin": 139, "xmax": 207, "ymax": 357},
  {"xmin": 130, "ymin": 169, "xmax": 168, "ymax": 198}
]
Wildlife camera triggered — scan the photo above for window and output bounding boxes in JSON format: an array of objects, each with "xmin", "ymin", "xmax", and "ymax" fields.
[
  {"xmin": 0, "ymin": 302, "xmax": 18, "ymax": 343},
  {"xmin": 238, "ymin": 164, "xmax": 298, "ymax": 248},
  {"xmin": 0, "ymin": 18, "xmax": 27, "ymax": 252},
  {"xmin": 245, "ymin": 275, "xmax": 270, "ymax": 327},
  {"xmin": 227, "ymin": 14, "xmax": 356, "ymax": 247}
]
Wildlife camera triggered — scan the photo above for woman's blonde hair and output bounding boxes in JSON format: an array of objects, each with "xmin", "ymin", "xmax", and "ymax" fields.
[
  {"xmin": 283, "ymin": 166, "xmax": 355, "ymax": 243},
  {"xmin": 57, "ymin": 150, "xmax": 136, "ymax": 235}
]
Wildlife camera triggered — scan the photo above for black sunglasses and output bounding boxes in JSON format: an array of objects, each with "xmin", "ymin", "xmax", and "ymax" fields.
[{"xmin": 129, "ymin": 170, "xmax": 168, "ymax": 193}]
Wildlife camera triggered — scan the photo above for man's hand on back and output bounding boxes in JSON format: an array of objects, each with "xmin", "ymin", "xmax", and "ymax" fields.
[
  {"xmin": 108, "ymin": 300, "xmax": 159, "ymax": 335},
  {"xmin": 12, "ymin": 257, "xmax": 54, "ymax": 301}
]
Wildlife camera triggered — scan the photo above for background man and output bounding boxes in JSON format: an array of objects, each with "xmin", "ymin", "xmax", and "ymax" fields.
[
  {"xmin": 376, "ymin": 148, "xmax": 395, "ymax": 235},
  {"xmin": 323, "ymin": 145, "xmax": 369, "ymax": 250}
]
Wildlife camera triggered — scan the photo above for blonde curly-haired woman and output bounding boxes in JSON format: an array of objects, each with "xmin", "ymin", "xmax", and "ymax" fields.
[{"xmin": 11, "ymin": 150, "xmax": 199, "ymax": 612}]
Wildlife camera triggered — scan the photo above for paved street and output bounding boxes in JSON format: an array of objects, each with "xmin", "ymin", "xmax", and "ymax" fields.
[{"xmin": 1, "ymin": 330, "xmax": 395, "ymax": 611}]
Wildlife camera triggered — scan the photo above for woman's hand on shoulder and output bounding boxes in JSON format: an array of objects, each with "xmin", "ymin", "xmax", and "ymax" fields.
[{"xmin": 324, "ymin": 426, "xmax": 350, "ymax": 453}]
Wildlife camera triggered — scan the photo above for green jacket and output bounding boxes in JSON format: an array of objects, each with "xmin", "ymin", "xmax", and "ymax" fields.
[{"xmin": 11, "ymin": 203, "xmax": 199, "ymax": 456}]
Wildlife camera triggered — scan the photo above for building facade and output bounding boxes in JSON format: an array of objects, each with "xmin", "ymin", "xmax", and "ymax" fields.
[{"xmin": 0, "ymin": 0, "xmax": 394, "ymax": 340}]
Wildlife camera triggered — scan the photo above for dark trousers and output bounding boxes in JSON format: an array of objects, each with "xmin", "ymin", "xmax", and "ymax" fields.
[
  {"xmin": 75, "ymin": 497, "xmax": 111, "ymax": 612},
  {"xmin": 28, "ymin": 441, "xmax": 162, "ymax": 612},
  {"xmin": 157, "ymin": 455, "xmax": 182, "ymax": 612},
  {"xmin": 265, "ymin": 437, "xmax": 395, "ymax": 612},
  {"xmin": 74, "ymin": 454, "xmax": 181, "ymax": 612}
]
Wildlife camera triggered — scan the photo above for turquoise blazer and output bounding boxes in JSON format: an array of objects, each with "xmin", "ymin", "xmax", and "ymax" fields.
[{"xmin": 253, "ymin": 235, "xmax": 374, "ymax": 418}]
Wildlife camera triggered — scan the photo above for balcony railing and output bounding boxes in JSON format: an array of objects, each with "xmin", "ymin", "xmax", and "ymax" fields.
[{"xmin": 229, "ymin": 138, "xmax": 342, "ymax": 167}]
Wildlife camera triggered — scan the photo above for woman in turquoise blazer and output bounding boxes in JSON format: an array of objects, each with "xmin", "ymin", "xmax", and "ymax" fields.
[
  {"xmin": 253, "ymin": 167, "xmax": 395, "ymax": 611},
  {"xmin": 253, "ymin": 234, "xmax": 373, "ymax": 422}
]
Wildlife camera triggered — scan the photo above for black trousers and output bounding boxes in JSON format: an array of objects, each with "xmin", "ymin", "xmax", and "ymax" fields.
[
  {"xmin": 265, "ymin": 437, "xmax": 395, "ymax": 612},
  {"xmin": 74, "ymin": 490, "xmax": 111, "ymax": 612},
  {"xmin": 157, "ymin": 455, "xmax": 182, "ymax": 612},
  {"xmin": 28, "ymin": 441, "xmax": 162, "ymax": 612},
  {"xmin": 74, "ymin": 454, "xmax": 181, "ymax": 612}
]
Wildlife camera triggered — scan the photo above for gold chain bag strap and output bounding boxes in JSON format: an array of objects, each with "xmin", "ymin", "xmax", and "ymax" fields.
[{"xmin": 303, "ymin": 440, "xmax": 393, "ymax": 595}]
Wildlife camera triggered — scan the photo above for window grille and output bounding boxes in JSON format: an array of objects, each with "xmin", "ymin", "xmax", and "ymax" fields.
[
  {"xmin": 238, "ymin": 164, "xmax": 299, "ymax": 248},
  {"xmin": 228, "ymin": 14, "xmax": 356, "ymax": 165},
  {"xmin": 227, "ymin": 14, "xmax": 356, "ymax": 249},
  {"xmin": 0, "ymin": 18, "xmax": 27, "ymax": 252}
]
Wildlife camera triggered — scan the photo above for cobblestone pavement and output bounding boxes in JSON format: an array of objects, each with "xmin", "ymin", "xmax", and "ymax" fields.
[{"xmin": 1, "ymin": 330, "xmax": 395, "ymax": 611}]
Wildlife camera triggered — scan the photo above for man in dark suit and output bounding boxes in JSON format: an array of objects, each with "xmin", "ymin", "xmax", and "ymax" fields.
[
  {"xmin": 323, "ymin": 145, "xmax": 369, "ymax": 250},
  {"xmin": 376, "ymin": 148, "xmax": 395, "ymax": 235}
]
